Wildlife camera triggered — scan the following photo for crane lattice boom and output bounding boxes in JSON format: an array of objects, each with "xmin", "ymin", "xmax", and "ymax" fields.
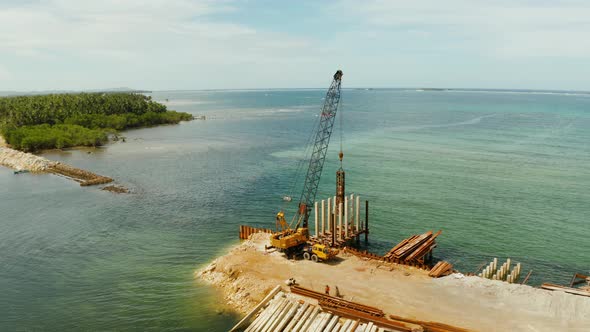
[{"xmin": 298, "ymin": 70, "xmax": 343, "ymax": 228}]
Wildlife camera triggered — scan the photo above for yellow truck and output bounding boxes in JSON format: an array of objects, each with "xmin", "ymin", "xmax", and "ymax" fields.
[{"xmin": 302, "ymin": 243, "xmax": 339, "ymax": 262}]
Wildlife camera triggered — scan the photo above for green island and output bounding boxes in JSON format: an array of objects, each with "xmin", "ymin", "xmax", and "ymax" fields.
[{"xmin": 0, "ymin": 93, "xmax": 192, "ymax": 152}]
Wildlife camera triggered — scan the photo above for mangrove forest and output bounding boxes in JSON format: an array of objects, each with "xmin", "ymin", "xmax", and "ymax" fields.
[{"xmin": 0, "ymin": 93, "xmax": 192, "ymax": 151}]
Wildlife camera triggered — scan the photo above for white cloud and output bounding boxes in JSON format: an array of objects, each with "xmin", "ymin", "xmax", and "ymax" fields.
[
  {"xmin": 0, "ymin": 0, "xmax": 325, "ymax": 89},
  {"xmin": 335, "ymin": 0, "xmax": 590, "ymax": 58},
  {"xmin": 1, "ymin": 0, "xmax": 588, "ymax": 90},
  {"xmin": 0, "ymin": 65, "xmax": 11, "ymax": 81}
]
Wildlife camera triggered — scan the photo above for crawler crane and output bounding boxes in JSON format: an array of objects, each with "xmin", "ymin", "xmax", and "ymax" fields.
[{"xmin": 270, "ymin": 70, "xmax": 343, "ymax": 261}]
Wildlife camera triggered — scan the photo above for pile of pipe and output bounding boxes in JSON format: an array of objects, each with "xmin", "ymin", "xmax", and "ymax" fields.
[{"xmin": 479, "ymin": 258, "xmax": 521, "ymax": 283}]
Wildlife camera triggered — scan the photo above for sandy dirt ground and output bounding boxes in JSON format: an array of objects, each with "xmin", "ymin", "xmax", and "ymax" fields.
[
  {"xmin": 0, "ymin": 135, "xmax": 6, "ymax": 147},
  {"xmin": 197, "ymin": 233, "xmax": 590, "ymax": 332}
]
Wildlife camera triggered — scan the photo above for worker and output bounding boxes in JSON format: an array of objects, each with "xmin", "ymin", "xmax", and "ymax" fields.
[
  {"xmin": 325, "ymin": 285, "xmax": 330, "ymax": 295},
  {"xmin": 335, "ymin": 286, "xmax": 341, "ymax": 298}
]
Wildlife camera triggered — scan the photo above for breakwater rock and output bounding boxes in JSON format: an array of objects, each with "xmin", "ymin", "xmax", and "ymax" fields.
[
  {"xmin": 0, "ymin": 146, "xmax": 55, "ymax": 171},
  {"xmin": 0, "ymin": 146, "xmax": 116, "ymax": 187}
]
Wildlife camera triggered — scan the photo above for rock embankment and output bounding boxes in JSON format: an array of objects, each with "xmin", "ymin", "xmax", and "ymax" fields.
[
  {"xmin": 0, "ymin": 145, "xmax": 118, "ymax": 188},
  {"xmin": 48, "ymin": 163, "xmax": 113, "ymax": 186},
  {"xmin": 0, "ymin": 146, "xmax": 55, "ymax": 171}
]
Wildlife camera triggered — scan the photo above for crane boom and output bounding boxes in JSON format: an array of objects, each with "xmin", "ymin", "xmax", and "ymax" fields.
[{"xmin": 298, "ymin": 70, "xmax": 343, "ymax": 228}]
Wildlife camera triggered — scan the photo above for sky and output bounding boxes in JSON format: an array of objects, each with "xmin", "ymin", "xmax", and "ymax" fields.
[{"xmin": 1, "ymin": 0, "xmax": 589, "ymax": 91}]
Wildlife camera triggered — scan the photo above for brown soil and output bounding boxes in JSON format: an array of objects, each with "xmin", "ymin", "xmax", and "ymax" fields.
[{"xmin": 197, "ymin": 233, "xmax": 590, "ymax": 332}]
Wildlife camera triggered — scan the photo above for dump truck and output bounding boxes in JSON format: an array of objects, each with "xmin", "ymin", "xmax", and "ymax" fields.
[{"xmin": 302, "ymin": 243, "xmax": 339, "ymax": 262}]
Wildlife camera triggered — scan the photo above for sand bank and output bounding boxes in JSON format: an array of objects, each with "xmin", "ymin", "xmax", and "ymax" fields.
[{"xmin": 197, "ymin": 233, "xmax": 590, "ymax": 332}]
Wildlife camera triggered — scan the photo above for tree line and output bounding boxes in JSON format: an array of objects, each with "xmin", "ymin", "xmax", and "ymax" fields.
[{"xmin": 0, "ymin": 93, "xmax": 192, "ymax": 152}]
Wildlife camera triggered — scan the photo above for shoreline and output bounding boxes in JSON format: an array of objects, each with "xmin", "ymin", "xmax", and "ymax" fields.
[{"xmin": 197, "ymin": 233, "xmax": 590, "ymax": 332}]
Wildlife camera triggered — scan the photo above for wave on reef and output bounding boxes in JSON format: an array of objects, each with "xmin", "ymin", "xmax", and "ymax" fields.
[
  {"xmin": 422, "ymin": 89, "xmax": 590, "ymax": 97},
  {"xmin": 387, "ymin": 114, "xmax": 497, "ymax": 132}
]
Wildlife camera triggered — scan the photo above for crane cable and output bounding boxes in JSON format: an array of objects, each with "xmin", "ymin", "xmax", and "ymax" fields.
[
  {"xmin": 339, "ymin": 89, "xmax": 344, "ymax": 168},
  {"xmin": 281, "ymin": 98, "xmax": 323, "ymax": 213}
]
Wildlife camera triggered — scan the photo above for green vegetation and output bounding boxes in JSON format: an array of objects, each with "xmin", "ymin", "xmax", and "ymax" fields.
[{"xmin": 0, "ymin": 93, "xmax": 192, "ymax": 151}]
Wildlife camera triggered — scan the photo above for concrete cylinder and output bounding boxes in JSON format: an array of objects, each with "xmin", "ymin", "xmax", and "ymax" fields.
[
  {"xmin": 344, "ymin": 197, "xmax": 349, "ymax": 238},
  {"xmin": 356, "ymin": 196, "xmax": 360, "ymax": 231},
  {"xmin": 338, "ymin": 202, "xmax": 343, "ymax": 240},
  {"xmin": 314, "ymin": 201, "xmax": 319, "ymax": 237},
  {"xmin": 327, "ymin": 198, "xmax": 331, "ymax": 232},
  {"xmin": 349, "ymin": 194, "xmax": 354, "ymax": 229},
  {"xmin": 493, "ymin": 258, "xmax": 498, "ymax": 271},
  {"xmin": 333, "ymin": 196, "xmax": 337, "ymax": 214},
  {"xmin": 321, "ymin": 200, "xmax": 325, "ymax": 234}
]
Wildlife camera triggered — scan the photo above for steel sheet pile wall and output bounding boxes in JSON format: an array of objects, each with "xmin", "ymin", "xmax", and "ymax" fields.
[{"xmin": 239, "ymin": 225, "xmax": 274, "ymax": 240}]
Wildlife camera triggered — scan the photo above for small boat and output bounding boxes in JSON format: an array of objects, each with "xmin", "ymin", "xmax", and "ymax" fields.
[
  {"xmin": 282, "ymin": 196, "xmax": 292, "ymax": 202},
  {"xmin": 14, "ymin": 169, "xmax": 29, "ymax": 175}
]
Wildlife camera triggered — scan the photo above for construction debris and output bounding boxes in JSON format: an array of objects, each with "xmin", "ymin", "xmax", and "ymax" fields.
[
  {"xmin": 541, "ymin": 283, "xmax": 590, "ymax": 298},
  {"xmin": 569, "ymin": 273, "xmax": 589, "ymax": 290},
  {"xmin": 428, "ymin": 261, "xmax": 453, "ymax": 278}
]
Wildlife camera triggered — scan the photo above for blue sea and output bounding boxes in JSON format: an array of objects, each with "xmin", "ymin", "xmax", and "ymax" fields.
[{"xmin": 1, "ymin": 88, "xmax": 589, "ymax": 330}]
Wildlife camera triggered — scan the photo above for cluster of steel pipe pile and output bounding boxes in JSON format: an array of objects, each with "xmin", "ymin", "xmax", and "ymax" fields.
[
  {"xmin": 383, "ymin": 231, "xmax": 441, "ymax": 265},
  {"xmin": 428, "ymin": 261, "xmax": 453, "ymax": 278},
  {"xmin": 478, "ymin": 258, "xmax": 521, "ymax": 283},
  {"xmin": 310, "ymin": 194, "xmax": 368, "ymax": 247}
]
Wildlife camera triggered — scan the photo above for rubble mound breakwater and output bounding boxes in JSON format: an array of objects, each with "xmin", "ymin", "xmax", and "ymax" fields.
[{"xmin": 0, "ymin": 146, "xmax": 114, "ymax": 187}]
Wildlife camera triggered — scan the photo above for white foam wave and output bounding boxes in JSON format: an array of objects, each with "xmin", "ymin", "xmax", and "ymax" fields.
[
  {"xmin": 446, "ymin": 90, "xmax": 590, "ymax": 97},
  {"xmin": 389, "ymin": 114, "xmax": 496, "ymax": 132},
  {"xmin": 160, "ymin": 100, "xmax": 211, "ymax": 106}
]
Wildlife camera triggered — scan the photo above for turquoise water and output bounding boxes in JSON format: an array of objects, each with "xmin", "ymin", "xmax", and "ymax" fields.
[{"xmin": 1, "ymin": 89, "xmax": 589, "ymax": 330}]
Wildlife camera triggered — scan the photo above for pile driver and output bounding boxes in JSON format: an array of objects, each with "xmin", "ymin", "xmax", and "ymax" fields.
[{"xmin": 270, "ymin": 70, "xmax": 343, "ymax": 259}]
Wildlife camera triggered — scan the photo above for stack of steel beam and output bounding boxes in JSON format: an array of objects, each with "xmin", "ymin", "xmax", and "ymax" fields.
[{"xmin": 383, "ymin": 230, "xmax": 441, "ymax": 264}]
